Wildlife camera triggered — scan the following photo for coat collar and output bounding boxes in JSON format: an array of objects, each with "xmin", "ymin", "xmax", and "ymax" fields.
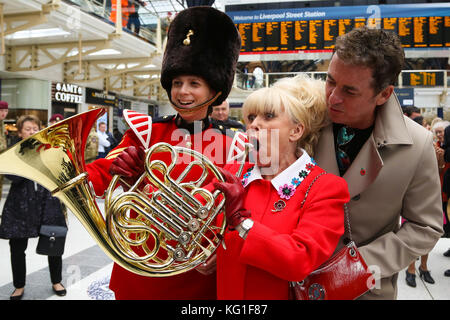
[
  {"xmin": 372, "ymin": 93, "xmax": 413, "ymax": 147},
  {"xmin": 242, "ymin": 149, "xmax": 315, "ymax": 192},
  {"xmin": 123, "ymin": 109, "xmax": 152, "ymax": 149},
  {"xmin": 315, "ymin": 93, "xmax": 412, "ymax": 198},
  {"xmin": 174, "ymin": 114, "xmax": 211, "ymax": 134}
]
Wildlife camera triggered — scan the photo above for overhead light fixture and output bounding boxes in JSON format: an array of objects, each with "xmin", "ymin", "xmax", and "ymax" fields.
[
  {"xmin": 6, "ymin": 28, "xmax": 71, "ymax": 39},
  {"xmin": 89, "ymin": 49, "xmax": 122, "ymax": 56},
  {"xmin": 117, "ymin": 63, "xmax": 139, "ymax": 69},
  {"xmin": 135, "ymin": 74, "xmax": 151, "ymax": 79}
]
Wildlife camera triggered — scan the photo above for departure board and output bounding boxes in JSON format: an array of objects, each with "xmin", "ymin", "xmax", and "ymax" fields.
[
  {"xmin": 383, "ymin": 17, "xmax": 398, "ymax": 34},
  {"xmin": 413, "ymin": 17, "xmax": 428, "ymax": 47},
  {"xmin": 266, "ymin": 21, "xmax": 280, "ymax": 51},
  {"xmin": 238, "ymin": 23, "xmax": 252, "ymax": 52},
  {"xmin": 231, "ymin": 4, "xmax": 450, "ymax": 54},
  {"xmin": 252, "ymin": 22, "xmax": 265, "ymax": 52},
  {"xmin": 367, "ymin": 18, "xmax": 382, "ymax": 29},
  {"xmin": 402, "ymin": 71, "xmax": 444, "ymax": 86},
  {"xmin": 324, "ymin": 19, "xmax": 338, "ymax": 49},
  {"xmin": 429, "ymin": 16, "xmax": 443, "ymax": 47},
  {"xmin": 309, "ymin": 20, "xmax": 323, "ymax": 50},
  {"xmin": 398, "ymin": 17, "xmax": 413, "ymax": 47},
  {"xmin": 445, "ymin": 16, "xmax": 450, "ymax": 47},
  {"xmin": 294, "ymin": 20, "xmax": 308, "ymax": 50},
  {"xmin": 353, "ymin": 18, "xmax": 366, "ymax": 29},
  {"xmin": 280, "ymin": 21, "xmax": 294, "ymax": 51},
  {"xmin": 338, "ymin": 19, "xmax": 353, "ymax": 36}
]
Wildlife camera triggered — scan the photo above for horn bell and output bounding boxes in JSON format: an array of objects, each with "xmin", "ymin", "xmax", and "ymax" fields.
[{"xmin": 0, "ymin": 108, "xmax": 226, "ymax": 277}]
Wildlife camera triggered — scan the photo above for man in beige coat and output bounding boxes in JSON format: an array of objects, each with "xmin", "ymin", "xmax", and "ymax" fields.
[{"xmin": 315, "ymin": 27, "xmax": 443, "ymax": 299}]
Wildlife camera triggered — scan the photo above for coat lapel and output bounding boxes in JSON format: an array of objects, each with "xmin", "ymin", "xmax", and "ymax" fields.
[
  {"xmin": 314, "ymin": 125, "xmax": 339, "ymax": 176},
  {"xmin": 342, "ymin": 136, "xmax": 382, "ymax": 198}
]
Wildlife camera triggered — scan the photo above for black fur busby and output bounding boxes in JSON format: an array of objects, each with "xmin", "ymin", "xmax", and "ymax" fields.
[{"xmin": 160, "ymin": 6, "xmax": 241, "ymax": 107}]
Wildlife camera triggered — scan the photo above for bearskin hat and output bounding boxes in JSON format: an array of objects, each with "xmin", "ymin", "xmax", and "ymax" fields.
[{"xmin": 160, "ymin": 6, "xmax": 241, "ymax": 107}]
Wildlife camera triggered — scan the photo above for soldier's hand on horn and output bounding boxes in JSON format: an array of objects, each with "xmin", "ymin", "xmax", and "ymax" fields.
[
  {"xmin": 109, "ymin": 146, "xmax": 146, "ymax": 189},
  {"xmin": 213, "ymin": 168, "xmax": 251, "ymax": 231}
]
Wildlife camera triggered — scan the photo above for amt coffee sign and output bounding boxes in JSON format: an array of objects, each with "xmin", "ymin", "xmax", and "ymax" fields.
[{"xmin": 53, "ymin": 82, "xmax": 83, "ymax": 104}]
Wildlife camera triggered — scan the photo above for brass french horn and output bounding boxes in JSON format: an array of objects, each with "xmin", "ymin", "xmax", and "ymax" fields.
[{"xmin": 0, "ymin": 108, "xmax": 227, "ymax": 277}]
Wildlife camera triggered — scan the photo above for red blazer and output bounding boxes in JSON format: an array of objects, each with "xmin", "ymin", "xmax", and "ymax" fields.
[
  {"xmin": 217, "ymin": 162, "xmax": 349, "ymax": 300},
  {"xmin": 86, "ymin": 116, "xmax": 233, "ymax": 300}
]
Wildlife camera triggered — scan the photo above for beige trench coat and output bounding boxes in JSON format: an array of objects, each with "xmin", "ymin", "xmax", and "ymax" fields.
[{"xmin": 315, "ymin": 94, "xmax": 444, "ymax": 300}]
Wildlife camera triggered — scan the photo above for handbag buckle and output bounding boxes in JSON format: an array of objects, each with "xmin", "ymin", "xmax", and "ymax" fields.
[{"xmin": 308, "ymin": 283, "xmax": 326, "ymax": 300}]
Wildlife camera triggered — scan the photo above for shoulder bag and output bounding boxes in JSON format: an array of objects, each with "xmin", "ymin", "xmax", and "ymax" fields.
[
  {"xmin": 36, "ymin": 225, "xmax": 68, "ymax": 256},
  {"xmin": 289, "ymin": 173, "xmax": 375, "ymax": 300}
]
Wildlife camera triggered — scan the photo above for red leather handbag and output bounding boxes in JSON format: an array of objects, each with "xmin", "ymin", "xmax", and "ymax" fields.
[
  {"xmin": 289, "ymin": 240, "xmax": 374, "ymax": 300},
  {"xmin": 290, "ymin": 175, "xmax": 375, "ymax": 300}
]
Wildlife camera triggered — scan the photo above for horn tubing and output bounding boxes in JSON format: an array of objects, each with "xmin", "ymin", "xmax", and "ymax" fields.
[{"xmin": 0, "ymin": 109, "xmax": 228, "ymax": 277}]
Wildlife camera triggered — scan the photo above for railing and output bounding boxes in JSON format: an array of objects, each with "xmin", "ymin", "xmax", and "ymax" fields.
[
  {"xmin": 64, "ymin": 0, "xmax": 167, "ymax": 47},
  {"xmin": 234, "ymin": 69, "xmax": 328, "ymax": 91},
  {"xmin": 234, "ymin": 69, "xmax": 449, "ymax": 91}
]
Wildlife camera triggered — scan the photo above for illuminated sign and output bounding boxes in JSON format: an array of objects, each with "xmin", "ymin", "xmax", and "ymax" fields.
[
  {"xmin": 229, "ymin": 4, "xmax": 450, "ymax": 54},
  {"xmin": 53, "ymin": 82, "xmax": 83, "ymax": 104},
  {"xmin": 402, "ymin": 71, "xmax": 445, "ymax": 86}
]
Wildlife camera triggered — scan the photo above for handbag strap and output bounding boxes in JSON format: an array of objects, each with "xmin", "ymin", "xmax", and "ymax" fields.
[
  {"xmin": 343, "ymin": 203, "xmax": 353, "ymax": 242},
  {"xmin": 300, "ymin": 171, "xmax": 353, "ymax": 241},
  {"xmin": 300, "ymin": 172, "xmax": 326, "ymax": 209}
]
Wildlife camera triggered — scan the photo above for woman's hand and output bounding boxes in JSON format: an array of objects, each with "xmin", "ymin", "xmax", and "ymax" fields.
[
  {"xmin": 196, "ymin": 253, "xmax": 217, "ymax": 275},
  {"xmin": 434, "ymin": 143, "xmax": 445, "ymax": 169},
  {"xmin": 109, "ymin": 146, "xmax": 146, "ymax": 189},
  {"xmin": 213, "ymin": 168, "xmax": 251, "ymax": 230}
]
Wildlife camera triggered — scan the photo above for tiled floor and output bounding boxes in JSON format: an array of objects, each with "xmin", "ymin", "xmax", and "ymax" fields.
[
  {"xmin": 397, "ymin": 236, "xmax": 450, "ymax": 300},
  {"xmin": 1, "ymin": 181, "xmax": 449, "ymax": 300}
]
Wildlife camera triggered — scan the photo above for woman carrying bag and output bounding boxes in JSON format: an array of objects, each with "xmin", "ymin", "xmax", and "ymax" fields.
[
  {"xmin": 211, "ymin": 75, "xmax": 351, "ymax": 299},
  {"xmin": 0, "ymin": 115, "xmax": 67, "ymax": 300}
]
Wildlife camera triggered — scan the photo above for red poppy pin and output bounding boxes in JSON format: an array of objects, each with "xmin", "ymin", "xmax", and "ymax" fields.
[{"xmin": 360, "ymin": 168, "xmax": 366, "ymax": 176}]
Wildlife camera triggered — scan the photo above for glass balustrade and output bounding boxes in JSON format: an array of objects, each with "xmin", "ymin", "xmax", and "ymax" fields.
[{"xmin": 63, "ymin": 0, "xmax": 168, "ymax": 46}]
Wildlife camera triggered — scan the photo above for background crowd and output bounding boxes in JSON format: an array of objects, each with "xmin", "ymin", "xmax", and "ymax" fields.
[{"xmin": 402, "ymin": 105, "xmax": 450, "ymax": 287}]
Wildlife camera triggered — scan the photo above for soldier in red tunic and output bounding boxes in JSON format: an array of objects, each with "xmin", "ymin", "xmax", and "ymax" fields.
[
  {"xmin": 213, "ymin": 75, "xmax": 350, "ymax": 299},
  {"xmin": 85, "ymin": 6, "xmax": 241, "ymax": 299}
]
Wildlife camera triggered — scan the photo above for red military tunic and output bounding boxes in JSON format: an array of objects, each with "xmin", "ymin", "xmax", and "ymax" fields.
[
  {"xmin": 216, "ymin": 151, "xmax": 350, "ymax": 299},
  {"xmin": 86, "ymin": 113, "xmax": 235, "ymax": 300}
]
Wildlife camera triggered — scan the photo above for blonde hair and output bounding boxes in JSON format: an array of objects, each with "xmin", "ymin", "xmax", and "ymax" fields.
[{"xmin": 242, "ymin": 74, "xmax": 328, "ymax": 157}]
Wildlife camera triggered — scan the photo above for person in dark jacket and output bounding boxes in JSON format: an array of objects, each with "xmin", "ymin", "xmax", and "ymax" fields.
[
  {"xmin": 0, "ymin": 115, "xmax": 67, "ymax": 300},
  {"xmin": 210, "ymin": 99, "xmax": 246, "ymax": 133}
]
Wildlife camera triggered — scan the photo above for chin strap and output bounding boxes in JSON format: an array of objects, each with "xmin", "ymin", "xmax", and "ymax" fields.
[{"xmin": 170, "ymin": 91, "xmax": 222, "ymax": 115}]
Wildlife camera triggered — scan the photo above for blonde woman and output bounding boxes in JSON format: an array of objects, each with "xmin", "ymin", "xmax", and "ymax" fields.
[{"xmin": 213, "ymin": 75, "xmax": 350, "ymax": 299}]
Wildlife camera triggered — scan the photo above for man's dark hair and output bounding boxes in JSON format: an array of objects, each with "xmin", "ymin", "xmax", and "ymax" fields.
[
  {"xmin": 412, "ymin": 115, "xmax": 424, "ymax": 126},
  {"xmin": 334, "ymin": 27, "xmax": 405, "ymax": 94},
  {"xmin": 402, "ymin": 106, "xmax": 421, "ymax": 117}
]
